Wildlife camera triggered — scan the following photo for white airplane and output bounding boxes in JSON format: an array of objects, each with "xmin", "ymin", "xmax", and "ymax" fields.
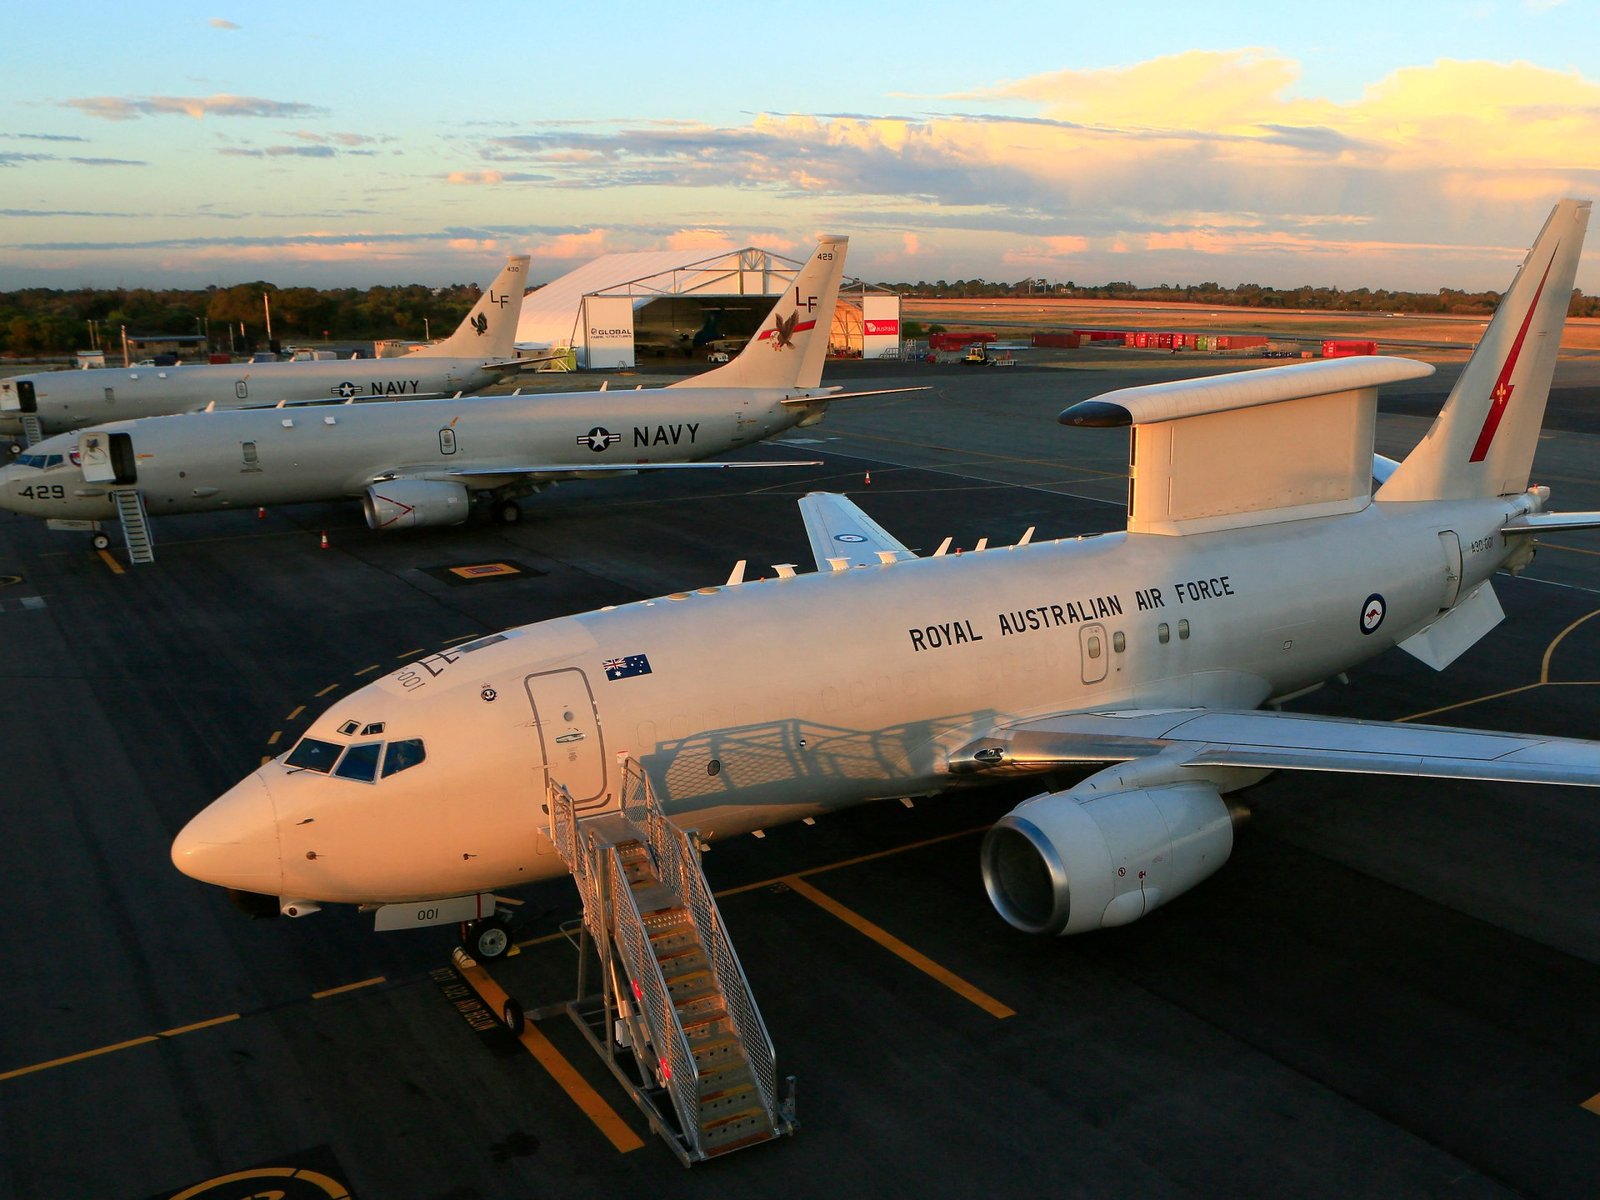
[
  {"xmin": 0, "ymin": 255, "xmax": 533, "ymax": 448},
  {"xmin": 0, "ymin": 238, "xmax": 898, "ymax": 559},
  {"xmin": 173, "ymin": 200, "xmax": 1600, "ymax": 958}
]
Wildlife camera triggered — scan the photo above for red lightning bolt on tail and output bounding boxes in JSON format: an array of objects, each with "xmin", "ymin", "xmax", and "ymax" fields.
[{"xmin": 1468, "ymin": 247, "xmax": 1560, "ymax": 463}]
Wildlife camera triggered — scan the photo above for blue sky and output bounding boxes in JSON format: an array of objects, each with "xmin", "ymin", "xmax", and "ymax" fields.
[{"xmin": 3, "ymin": 0, "xmax": 1598, "ymax": 293}]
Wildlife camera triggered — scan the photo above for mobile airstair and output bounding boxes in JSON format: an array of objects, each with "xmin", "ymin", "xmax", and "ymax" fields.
[{"xmin": 543, "ymin": 754, "xmax": 796, "ymax": 1164}]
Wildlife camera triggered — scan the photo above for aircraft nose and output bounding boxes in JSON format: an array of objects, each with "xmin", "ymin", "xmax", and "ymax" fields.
[{"xmin": 171, "ymin": 772, "xmax": 284, "ymax": 894}]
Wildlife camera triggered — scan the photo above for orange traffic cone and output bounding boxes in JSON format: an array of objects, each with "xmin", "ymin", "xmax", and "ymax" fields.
[{"xmin": 319, "ymin": 530, "xmax": 329, "ymax": 550}]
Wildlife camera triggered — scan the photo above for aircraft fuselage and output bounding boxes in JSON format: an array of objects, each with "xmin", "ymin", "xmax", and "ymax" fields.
[
  {"xmin": 175, "ymin": 491, "xmax": 1531, "ymax": 905},
  {"xmin": 0, "ymin": 357, "xmax": 514, "ymax": 439},
  {"xmin": 0, "ymin": 387, "xmax": 807, "ymax": 519}
]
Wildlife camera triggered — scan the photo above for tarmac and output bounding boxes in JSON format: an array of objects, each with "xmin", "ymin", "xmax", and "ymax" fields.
[{"xmin": 3, "ymin": 350, "xmax": 1600, "ymax": 1198}]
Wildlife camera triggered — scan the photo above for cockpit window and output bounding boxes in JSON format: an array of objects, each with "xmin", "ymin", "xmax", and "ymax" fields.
[
  {"xmin": 13, "ymin": 453, "xmax": 63, "ymax": 469},
  {"xmin": 285, "ymin": 737, "xmax": 342, "ymax": 773},
  {"xmin": 337, "ymin": 719, "xmax": 360, "ymax": 736},
  {"xmin": 333, "ymin": 742, "xmax": 383, "ymax": 782},
  {"xmin": 360, "ymin": 722, "xmax": 386, "ymax": 736},
  {"xmin": 382, "ymin": 738, "xmax": 426, "ymax": 778},
  {"xmin": 459, "ymin": 634, "xmax": 508, "ymax": 654}
]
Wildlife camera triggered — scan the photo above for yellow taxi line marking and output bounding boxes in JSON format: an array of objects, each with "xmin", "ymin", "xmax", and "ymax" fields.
[
  {"xmin": 259, "ymin": 755, "xmax": 272, "ymax": 766},
  {"xmin": 454, "ymin": 958, "xmax": 643, "ymax": 1153},
  {"xmin": 1582, "ymin": 1092, "xmax": 1600, "ymax": 1116},
  {"xmin": 96, "ymin": 549, "xmax": 124, "ymax": 575},
  {"xmin": 395, "ymin": 647, "xmax": 426, "ymax": 659},
  {"xmin": 354, "ymin": 664, "xmax": 381, "ymax": 676},
  {"xmin": 443, "ymin": 633, "xmax": 480, "ymax": 644},
  {"xmin": 1541, "ymin": 607, "xmax": 1600, "ymax": 683},
  {"xmin": 0, "ymin": 1035, "xmax": 160, "ymax": 1081},
  {"xmin": 314, "ymin": 683, "xmax": 340, "ymax": 697},
  {"xmin": 1397, "ymin": 682, "xmax": 1543, "ymax": 724},
  {"xmin": 266, "ymin": 730, "xmax": 282, "ymax": 746},
  {"xmin": 782, "ymin": 874, "xmax": 1015, "ymax": 1020},
  {"xmin": 285, "ymin": 705, "xmax": 305, "ymax": 722},
  {"xmin": 158, "ymin": 1013, "xmax": 240, "ymax": 1037},
  {"xmin": 1542, "ymin": 542, "xmax": 1600, "ymax": 558},
  {"xmin": 312, "ymin": 976, "xmax": 386, "ymax": 1000}
]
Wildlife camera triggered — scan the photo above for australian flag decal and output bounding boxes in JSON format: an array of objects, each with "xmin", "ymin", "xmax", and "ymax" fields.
[{"xmin": 603, "ymin": 654, "xmax": 652, "ymax": 681}]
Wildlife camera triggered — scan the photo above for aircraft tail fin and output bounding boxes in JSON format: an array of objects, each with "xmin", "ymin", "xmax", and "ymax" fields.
[
  {"xmin": 1377, "ymin": 199, "xmax": 1589, "ymax": 502},
  {"xmin": 417, "ymin": 254, "xmax": 530, "ymax": 361},
  {"xmin": 670, "ymin": 237, "xmax": 847, "ymax": 390}
]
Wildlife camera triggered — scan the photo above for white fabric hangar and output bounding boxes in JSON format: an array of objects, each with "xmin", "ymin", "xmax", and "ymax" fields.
[{"xmin": 515, "ymin": 245, "xmax": 901, "ymax": 369}]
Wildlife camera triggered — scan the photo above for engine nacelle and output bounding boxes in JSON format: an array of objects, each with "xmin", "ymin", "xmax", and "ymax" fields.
[
  {"xmin": 981, "ymin": 781, "xmax": 1233, "ymax": 936},
  {"xmin": 362, "ymin": 479, "xmax": 470, "ymax": 530}
]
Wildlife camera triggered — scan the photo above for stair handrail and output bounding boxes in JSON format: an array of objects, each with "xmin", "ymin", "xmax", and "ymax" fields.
[
  {"xmin": 601, "ymin": 841, "xmax": 706, "ymax": 1155},
  {"xmin": 616, "ymin": 756, "xmax": 782, "ymax": 1128}
]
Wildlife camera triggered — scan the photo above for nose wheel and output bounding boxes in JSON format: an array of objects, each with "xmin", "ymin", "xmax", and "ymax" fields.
[
  {"xmin": 461, "ymin": 913, "xmax": 513, "ymax": 961},
  {"xmin": 91, "ymin": 531, "xmax": 111, "ymax": 551}
]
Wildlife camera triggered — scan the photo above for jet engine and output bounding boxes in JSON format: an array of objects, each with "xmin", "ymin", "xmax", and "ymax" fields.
[
  {"xmin": 362, "ymin": 480, "xmax": 470, "ymax": 530},
  {"xmin": 980, "ymin": 781, "xmax": 1234, "ymax": 935}
]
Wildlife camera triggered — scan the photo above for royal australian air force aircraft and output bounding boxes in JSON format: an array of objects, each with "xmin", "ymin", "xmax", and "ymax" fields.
[
  {"xmin": 0, "ymin": 237, "xmax": 896, "ymax": 560},
  {"xmin": 0, "ymin": 256, "xmax": 534, "ymax": 450},
  {"xmin": 174, "ymin": 200, "xmax": 1600, "ymax": 955}
]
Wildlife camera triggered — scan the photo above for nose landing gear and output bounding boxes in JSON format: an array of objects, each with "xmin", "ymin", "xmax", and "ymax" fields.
[{"xmin": 460, "ymin": 912, "xmax": 513, "ymax": 961}]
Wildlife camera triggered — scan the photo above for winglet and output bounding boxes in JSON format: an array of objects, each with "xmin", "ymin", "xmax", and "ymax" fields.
[{"xmin": 797, "ymin": 491, "xmax": 915, "ymax": 571}]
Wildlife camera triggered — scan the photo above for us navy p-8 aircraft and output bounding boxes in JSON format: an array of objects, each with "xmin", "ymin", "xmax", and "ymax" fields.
[
  {"xmin": 0, "ymin": 255, "xmax": 536, "ymax": 449},
  {"xmin": 0, "ymin": 238, "xmax": 886, "ymax": 559},
  {"xmin": 174, "ymin": 200, "xmax": 1600, "ymax": 955}
]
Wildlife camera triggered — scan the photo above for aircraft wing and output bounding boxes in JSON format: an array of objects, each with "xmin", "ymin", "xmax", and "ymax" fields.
[
  {"xmin": 798, "ymin": 492, "xmax": 917, "ymax": 570},
  {"xmin": 949, "ymin": 707, "xmax": 1600, "ymax": 788},
  {"xmin": 780, "ymin": 386, "xmax": 931, "ymax": 406},
  {"xmin": 425, "ymin": 459, "xmax": 822, "ymax": 484}
]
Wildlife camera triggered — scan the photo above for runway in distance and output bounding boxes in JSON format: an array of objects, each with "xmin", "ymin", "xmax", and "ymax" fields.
[
  {"xmin": 172, "ymin": 201, "xmax": 1600, "ymax": 952},
  {"xmin": 0, "ymin": 254, "xmax": 533, "ymax": 447},
  {"xmin": 0, "ymin": 237, "xmax": 901, "ymax": 559}
]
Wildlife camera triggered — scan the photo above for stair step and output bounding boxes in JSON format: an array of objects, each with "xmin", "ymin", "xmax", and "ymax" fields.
[
  {"xmin": 699, "ymin": 1078, "xmax": 758, "ymax": 1113},
  {"xmin": 675, "ymin": 996, "xmax": 727, "ymax": 1031},
  {"xmin": 703, "ymin": 1128, "xmax": 778, "ymax": 1158},
  {"xmin": 687, "ymin": 1030, "xmax": 738, "ymax": 1063},
  {"xmin": 699, "ymin": 1106, "xmax": 772, "ymax": 1153},
  {"xmin": 656, "ymin": 945, "xmax": 708, "ymax": 976},
  {"xmin": 697, "ymin": 1060, "xmax": 754, "ymax": 1097},
  {"xmin": 665, "ymin": 968, "xmax": 717, "ymax": 1004}
]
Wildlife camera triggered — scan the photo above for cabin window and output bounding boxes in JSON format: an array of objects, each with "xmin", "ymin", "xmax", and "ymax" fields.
[
  {"xmin": 285, "ymin": 737, "xmax": 341, "ymax": 774},
  {"xmin": 1158, "ymin": 623, "xmax": 1170, "ymax": 644},
  {"xmin": 333, "ymin": 742, "xmax": 383, "ymax": 782},
  {"xmin": 439, "ymin": 428, "xmax": 457, "ymax": 455},
  {"xmin": 382, "ymin": 738, "xmax": 427, "ymax": 778},
  {"xmin": 103, "ymin": 387, "xmax": 115, "ymax": 403},
  {"xmin": 1178, "ymin": 620, "xmax": 1191, "ymax": 640},
  {"xmin": 235, "ymin": 381, "xmax": 249, "ymax": 400},
  {"xmin": 241, "ymin": 441, "xmax": 259, "ymax": 468},
  {"xmin": 1112, "ymin": 631, "xmax": 1126, "ymax": 653}
]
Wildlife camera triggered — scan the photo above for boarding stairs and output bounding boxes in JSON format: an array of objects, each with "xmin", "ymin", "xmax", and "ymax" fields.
[
  {"xmin": 110, "ymin": 488, "xmax": 154, "ymax": 564},
  {"xmin": 545, "ymin": 755, "xmax": 795, "ymax": 1164},
  {"xmin": 20, "ymin": 414, "xmax": 44, "ymax": 448}
]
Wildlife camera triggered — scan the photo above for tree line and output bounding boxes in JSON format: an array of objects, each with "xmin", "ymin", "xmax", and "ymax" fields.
[
  {"xmin": 0, "ymin": 280, "xmax": 488, "ymax": 357},
  {"xmin": 4, "ymin": 273, "xmax": 1597, "ymax": 357}
]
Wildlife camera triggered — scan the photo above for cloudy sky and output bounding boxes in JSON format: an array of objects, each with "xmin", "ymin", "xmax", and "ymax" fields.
[{"xmin": 3, "ymin": 0, "xmax": 1598, "ymax": 294}]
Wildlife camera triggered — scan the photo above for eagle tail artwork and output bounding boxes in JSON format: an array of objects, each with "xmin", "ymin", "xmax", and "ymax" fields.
[{"xmin": 770, "ymin": 311, "xmax": 799, "ymax": 351}]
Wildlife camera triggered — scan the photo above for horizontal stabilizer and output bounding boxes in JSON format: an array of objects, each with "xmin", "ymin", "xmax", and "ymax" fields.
[
  {"xmin": 1503, "ymin": 511, "xmax": 1600, "ymax": 535},
  {"xmin": 950, "ymin": 707, "xmax": 1600, "ymax": 788},
  {"xmin": 798, "ymin": 492, "xmax": 915, "ymax": 570}
]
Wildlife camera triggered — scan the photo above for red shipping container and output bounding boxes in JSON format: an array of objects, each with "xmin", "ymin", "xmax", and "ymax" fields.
[{"xmin": 1322, "ymin": 339, "xmax": 1378, "ymax": 358}]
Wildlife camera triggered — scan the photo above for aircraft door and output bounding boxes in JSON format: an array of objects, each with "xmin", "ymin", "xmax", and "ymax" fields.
[
  {"xmin": 78, "ymin": 431, "xmax": 137, "ymax": 485},
  {"xmin": 1438, "ymin": 531, "xmax": 1463, "ymax": 609},
  {"xmin": 4, "ymin": 380, "xmax": 37, "ymax": 413},
  {"xmin": 524, "ymin": 668, "xmax": 610, "ymax": 821},
  {"xmin": 1080, "ymin": 622, "xmax": 1109, "ymax": 684}
]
